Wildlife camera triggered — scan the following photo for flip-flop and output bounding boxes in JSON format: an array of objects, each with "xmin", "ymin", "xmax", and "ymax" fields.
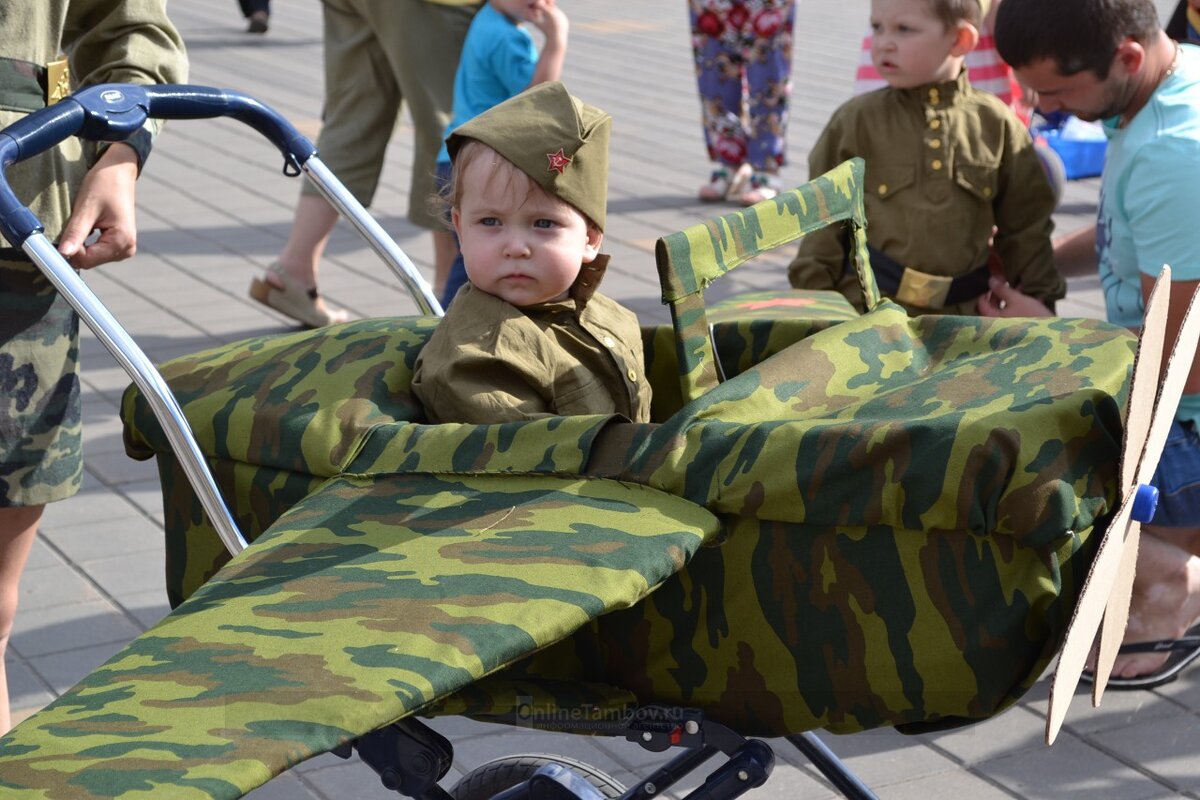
[{"xmin": 1081, "ymin": 622, "xmax": 1200, "ymax": 691}]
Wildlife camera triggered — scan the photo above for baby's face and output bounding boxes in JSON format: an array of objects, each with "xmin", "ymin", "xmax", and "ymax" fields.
[
  {"xmin": 453, "ymin": 156, "xmax": 601, "ymax": 308},
  {"xmin": 869, "ymin": 0, "xmax": 966, "ymax": 88}
]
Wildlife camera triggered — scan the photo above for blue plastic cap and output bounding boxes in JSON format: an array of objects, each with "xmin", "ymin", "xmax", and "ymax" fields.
[{"xmin": 1132, "ymin": 483, "xmax": 1160, "ymax": 523}]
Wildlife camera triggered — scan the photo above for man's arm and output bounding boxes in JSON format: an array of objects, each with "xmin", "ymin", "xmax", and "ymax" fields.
[{"xmin": 1052, "ymin": 224, "xmax": 1099, "ymax": 278}]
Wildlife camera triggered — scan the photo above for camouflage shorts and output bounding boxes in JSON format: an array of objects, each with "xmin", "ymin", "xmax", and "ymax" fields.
[{"xmin": 0, "ymin": 257, "xmax": 82, "ymax": 506}]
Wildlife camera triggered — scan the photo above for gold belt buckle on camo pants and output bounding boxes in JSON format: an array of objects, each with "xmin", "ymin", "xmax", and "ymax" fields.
[
  {"xmin": 896, "ymin": 267, "xmax": 953, "ymax": 309},
  {"xmin": 46, "ymin": 58, "xmax": 69, "ymax": 105}
]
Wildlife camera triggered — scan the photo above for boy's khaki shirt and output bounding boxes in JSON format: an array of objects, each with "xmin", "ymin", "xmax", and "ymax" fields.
[
  {"xmin": 788, "ymin": 70, "xmax": 1064, "ymax": 315},
  {"xmin": 0, "ymin": 0, "xmax": 188, "ymax": 248},
  {"xmin": 412, "ymin": 279, "xmax": 652, "ymax": 425}
]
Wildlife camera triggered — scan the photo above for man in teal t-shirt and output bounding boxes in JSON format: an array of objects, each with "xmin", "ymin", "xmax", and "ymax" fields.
[{"xmin": 984, "ymin": 0, "xmax": 1200, "ymax": 690}]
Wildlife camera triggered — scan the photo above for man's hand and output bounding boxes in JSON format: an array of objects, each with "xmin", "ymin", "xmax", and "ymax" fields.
[
  {"xmin": 57, "ymin": 142, "xmax": 139, "ymax": 269},
  {"xmin": 977, "ymin": 276, "xmax": 1054, "ymax": 317}
]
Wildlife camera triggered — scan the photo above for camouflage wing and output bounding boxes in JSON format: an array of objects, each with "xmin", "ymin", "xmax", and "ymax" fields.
[{"xmin": 0, "ymin": 472, "xmax": 717, "ymax": 799}]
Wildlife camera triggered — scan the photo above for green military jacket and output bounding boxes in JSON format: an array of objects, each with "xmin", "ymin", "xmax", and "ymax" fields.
[
  {"xmin": 788, "ymin": 70, "xmax": 1064, "ymax": 315},
  {"xmin": 0, "ymin": 0, "xmax": 187, "ymax": 248},
  {"xmin": 412, "ymin": 266, "xmax": 652, "ymax": 424}
]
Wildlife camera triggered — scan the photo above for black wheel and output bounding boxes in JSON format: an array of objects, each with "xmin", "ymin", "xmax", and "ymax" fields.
[{"xmin": 450, "ymin": 753, "xmax": 627, "ymax": 800}]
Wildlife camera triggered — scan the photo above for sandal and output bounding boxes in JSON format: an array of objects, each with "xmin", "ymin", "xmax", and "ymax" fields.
[
  {"xmin": 249, "ymin": 262, "xmax": 350, "ymax": 329},
  {"xmin": 733, "ymin": 172, "xmax": 783, "ymax": 206},
  {"xmin": 698, "ymin": 163, "xmax": 751, "ymax": 202}
]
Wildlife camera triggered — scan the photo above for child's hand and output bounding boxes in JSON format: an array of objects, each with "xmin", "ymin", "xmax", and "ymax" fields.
[
  {"xmin": 527, "ymin": 0, "xmax": 568, "ymax": 41},
  {"xmin": 1189, "ymin": 0, "xmax": 1200, "ymax": 11}
]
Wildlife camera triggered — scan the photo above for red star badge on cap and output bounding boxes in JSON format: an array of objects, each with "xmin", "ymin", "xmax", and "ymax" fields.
[{"xmin": 546, "ymin": 148, "xmax": 572, "ymax": 174}]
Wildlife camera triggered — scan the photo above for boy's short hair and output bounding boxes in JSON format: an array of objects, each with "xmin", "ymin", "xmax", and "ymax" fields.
[
  {"xmin": 924, "ymin": 0, "xmax": 986, "ymax": 30},
  {"xmin": 995, "ymin": 0, "xmax": 1161, "ymax": 78}
]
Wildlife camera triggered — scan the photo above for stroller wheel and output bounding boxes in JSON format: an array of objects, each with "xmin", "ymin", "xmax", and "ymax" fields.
[{"xmin": 451, "ymin": 753, "xmax": 627, "ymax": 800}]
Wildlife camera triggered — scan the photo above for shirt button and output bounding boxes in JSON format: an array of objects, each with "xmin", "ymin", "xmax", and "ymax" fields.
[
  {"xmin": 603, "ymin": 336, "xmax": 615, "ymax": 348},
  {"xmin": 878, "ymin": 183, "xmax": 888, "ymax": 195},
  {"xmin": 627, "ymin": 368, "xmax": 638, "ymax": 383},
  {"xmin": 982, "ymin": 187, "xmax": 993, "ymax": 197},
  {"xmin": 928, "ymin": 89, "xmax": 940, "ymax": 103},
  {"xmin": 929, "ymin": 119, "xmax": 941, "ymax": 130},
  {"xmin": 931, "ymin": 159, "xmax": 943, "ymax": 170},
  {"xmin": 929, "ymin": 138, "xmax": 941, "ymax": 149}
]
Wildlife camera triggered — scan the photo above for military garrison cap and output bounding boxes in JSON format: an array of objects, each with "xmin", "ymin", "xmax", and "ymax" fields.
[{"xmin": 447, "ymin": 82, "xmax": 611, "ymax": 231}]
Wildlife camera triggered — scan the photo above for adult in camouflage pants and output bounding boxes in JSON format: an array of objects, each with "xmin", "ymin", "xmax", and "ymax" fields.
[
  {"xmin": 986, "ymin": 0, "xmax": 1200, "ymax": 687},
  {"xmin": 0, "ymin": 0, "xmax": 187, "ymax": 733}
]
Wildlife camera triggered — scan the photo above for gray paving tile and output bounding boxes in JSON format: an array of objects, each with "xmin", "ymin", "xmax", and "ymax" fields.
[
  {"xmin": 4, "ymin": 652, "xmax": 55, "ymax": 713},
  {"xmin": 879, "ymin": 768, "xmax": 1016, "ymax": 800},
  {"xmin": 1090, "ymin": 712, "xmax": 1200, "ymax": 794},
  {"xmin": 243, "ymin": 768, "xmax": 322, "ymax": 800},
  {"xmin": 41, "ymin": 513, "xmax": 164, "ymax": 565},
  {"xmin": 117, "ymin": 589, "xmax": 174, "ymax": 632},
  {"xmin": 16, "ymin": 563, "xmax": 103, "ymax": 613},
  {"xmin": 77, "ymin": 550, "xmax": 168, "ymax": 601},
  {"xmin": 21, "ymin": 537, "xmax": 65, "ymax": 571},
  {"xmin": 37, "ymin": 486, "xmax": 143, "ymax": 529},
  {"xmin": 915, "ymin": 704, "xmax": 1052, "ymax": 765},
  {"xmin": 777, "ymin": 729, "xmax": 957, "ymax": 788},
  {"xmin": 973, "ymin": 734, "xmax": 1175, "ymax": 800},
  {"xmin": 10, "ymin": 600, "xmax": 141, "ymax": 658},
  {"xmin": 27, "ymin": 640, "xmax": 127, "ymax": 695}
]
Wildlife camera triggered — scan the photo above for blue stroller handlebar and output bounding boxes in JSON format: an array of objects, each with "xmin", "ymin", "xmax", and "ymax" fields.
[{"xmin": 0, "ymin": 83, "xmax": 317, "ymax": 245}]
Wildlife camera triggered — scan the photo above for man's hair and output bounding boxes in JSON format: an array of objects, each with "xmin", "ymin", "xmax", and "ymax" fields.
[
  {"xmin": 925, "ymin": 0, "xmax": 984, "ymax": 30},
  {"xmin": 995, "ymin": 0, "xmax": 1161, "ymax": 78}
]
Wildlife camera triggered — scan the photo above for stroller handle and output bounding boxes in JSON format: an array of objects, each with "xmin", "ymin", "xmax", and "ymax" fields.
[{"xmin": 0, "ymin": 83, "xmax": 315, "ymax": 245}]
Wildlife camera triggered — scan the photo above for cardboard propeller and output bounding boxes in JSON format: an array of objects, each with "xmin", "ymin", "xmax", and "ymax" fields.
[{"xmin": 1046, "ymin": 266, "xmax": 1200, "ymax": 744}]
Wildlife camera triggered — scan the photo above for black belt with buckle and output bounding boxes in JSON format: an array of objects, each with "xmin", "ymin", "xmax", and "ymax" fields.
[
  {"xmin": 851, "ymin": 244, "xmax": 991, "ymax": 309},
  {"xmin": 0, "ymin": 56, "xmax": 50, "ymax": 113}
]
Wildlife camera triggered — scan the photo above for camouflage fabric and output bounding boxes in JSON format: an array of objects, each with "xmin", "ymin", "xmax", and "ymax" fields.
[
  {"xmin": 0, "ymin": 159, "xmax": 1136, "ymax": 795},
  {"xmin": 0, "ymin": 473, "xmax": 716, "ymax": 799},
  {"xmin": 0, "ymin": 259, "xmax": 82, "ymax": 505}
]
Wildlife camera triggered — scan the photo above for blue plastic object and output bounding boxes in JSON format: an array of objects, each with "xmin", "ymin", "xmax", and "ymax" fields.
[
  {"xmin": 1132, "ymin": 483, "xmax": 1160, "ymax": 523},
  {"xmin": 1030, "ymin": 114, "xmax": 1107, "ymax": 180}
]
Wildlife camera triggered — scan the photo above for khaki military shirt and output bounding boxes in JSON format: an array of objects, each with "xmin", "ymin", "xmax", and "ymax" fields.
[
  {"xmin": 412, "ymin": 272, "xmax": 652, "ymax": 425},
  {"xmin": 0, "ymin": 0, "xmax": 187, "ymax": 248},
  {"xmin": 789, "ymin": 71, "xmax": 1064, "ymax": 315}
]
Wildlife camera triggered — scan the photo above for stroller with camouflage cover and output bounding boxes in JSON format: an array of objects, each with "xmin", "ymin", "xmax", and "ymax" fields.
[{"xmin": 2, "ymin": 85, "xmax": 1195, "ymax": 800}]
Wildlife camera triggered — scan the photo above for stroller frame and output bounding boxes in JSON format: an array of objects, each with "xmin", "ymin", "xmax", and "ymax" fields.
[{"xmin": 0, "ymin": 83, "xmax": 878, "ymax": 800}]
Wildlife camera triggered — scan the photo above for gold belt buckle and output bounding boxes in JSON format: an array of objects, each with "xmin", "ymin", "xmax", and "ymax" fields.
[
  {"xmin": 46, "ymin": 58, "xmax": 70, "ymax": 105},
  {"xmin": 895, "ymin": 267, "xmax": 953, "ymax": 309}
]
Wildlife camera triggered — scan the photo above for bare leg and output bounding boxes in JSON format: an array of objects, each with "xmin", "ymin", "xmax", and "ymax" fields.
[
  {"xmin": 0, "ymin": 505, "xmax": 43, "ymax": 734},
  {"xmin": 1110, "ymin": 525, "xmax": 1200, "ymax": 679},
  {"xmin": 274, "ymin": 193, "xmax": 338, "ymax": 292},
  {"xmin": 431, "ymin": 229, "xmax": 458, "ymax": 298}
]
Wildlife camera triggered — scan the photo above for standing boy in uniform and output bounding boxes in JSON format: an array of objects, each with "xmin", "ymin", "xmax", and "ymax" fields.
[
  {"xmin": 412, "ymin": 82, "xmax": 651, "ymax": 424},
  {"xmin": 0, "ymin": 0, "xmax": 188, "ymax": 733},
  {"xmin": 788, "ymin": 0, "xmax": 1064, "ymax": 316}
]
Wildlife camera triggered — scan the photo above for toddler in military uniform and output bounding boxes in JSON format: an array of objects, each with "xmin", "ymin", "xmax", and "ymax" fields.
[
  {"xmin": 412, "ymin": 82, "xmax": 652, "ymax": 424},
  {"xmin": 788, "ymin": 0, "xmax": 1064, "ymax": 315}
]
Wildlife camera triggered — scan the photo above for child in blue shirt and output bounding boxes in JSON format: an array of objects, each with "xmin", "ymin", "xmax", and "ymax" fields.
[{"xmin": 434, "ymin": 0, "xmax": 569, "ymax": 306}]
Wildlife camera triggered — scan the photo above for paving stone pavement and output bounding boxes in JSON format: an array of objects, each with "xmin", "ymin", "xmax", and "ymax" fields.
[{"xmin": 5, "ymin": 1, "xmax": 1197, "ymax": 798}]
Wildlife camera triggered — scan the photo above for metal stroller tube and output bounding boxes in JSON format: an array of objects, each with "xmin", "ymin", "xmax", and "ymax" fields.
[
  {"xmin": 302, "ymin": 157, "xmax": 443, "ymax": 317},
  {"xmin": 20, "ymin": 235, "xmax": 249, "ymax": 556}
]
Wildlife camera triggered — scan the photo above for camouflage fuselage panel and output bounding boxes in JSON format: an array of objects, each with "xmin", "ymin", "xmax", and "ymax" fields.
[
  {"xmin": 0, "ymin": 473, "xmax": 717, "ymax": 799},
  {"xmin": 619, "ymin": 303, "xmax": 1131, "ymax": 549}
]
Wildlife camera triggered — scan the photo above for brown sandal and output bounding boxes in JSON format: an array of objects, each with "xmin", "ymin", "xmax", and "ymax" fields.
[{"xmin": 249, "ymin": 262, "xmax": 350, "ymax": 328}]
